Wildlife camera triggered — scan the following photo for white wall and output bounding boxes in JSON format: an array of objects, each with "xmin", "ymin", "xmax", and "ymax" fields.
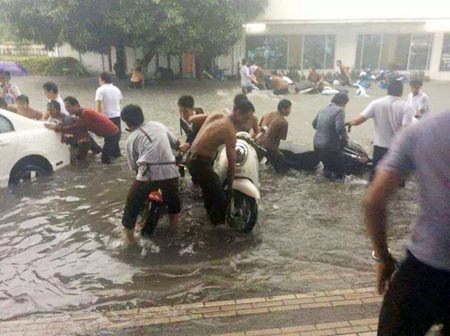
[
  {"xmin": 334, "ymin": 32, "xmax": 358, "ymax": 69},
  {"xmin": 256, "ymin": 0, "xmax": 450, "ymax": 22},
  {"xmin": 51, "ymin": 44, "xmax": 182, "ymax": 76}
]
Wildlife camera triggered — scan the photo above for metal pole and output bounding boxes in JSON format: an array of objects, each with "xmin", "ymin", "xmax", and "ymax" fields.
[
  {"xmin": 407, "ymin": 34, "xmax": 413, "ymax": 71},
  {"xmin": 360, "ymin": 35, "xmax": 365, "ymax": 70},
  {"xmin": 378, "ymin": 34, "xmax": 384, "ymax": 70},
  {"xmin": 426, "ymin": 33, "xmax": 433, "ymax": 70},
  {"xmin": 300, "ymin": 35, "xmax": 304, "ymax": 72}
]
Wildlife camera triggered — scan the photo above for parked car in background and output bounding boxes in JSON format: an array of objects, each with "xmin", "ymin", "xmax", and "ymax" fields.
[{"xmin": 0, "ymin": 109, "xmax": 70, "ymax": 187}]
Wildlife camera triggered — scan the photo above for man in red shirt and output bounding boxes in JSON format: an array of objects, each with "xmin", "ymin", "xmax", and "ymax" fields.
[{"xmin": 46, "ymin": 96, "xmax": 119, "ymax": 164}]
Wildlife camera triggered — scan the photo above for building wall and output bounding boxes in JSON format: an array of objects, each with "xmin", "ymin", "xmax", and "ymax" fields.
[
  {"xmin": 243, "ymin": 22, "xmax": 450, "ymax": 80},
  {"xmin": 256, "ymin": 0, "xmax": 449, "ymax": 22},
  {"xmin": 429, "ymin": 32, "xmax": 447, "ymax": 80}
]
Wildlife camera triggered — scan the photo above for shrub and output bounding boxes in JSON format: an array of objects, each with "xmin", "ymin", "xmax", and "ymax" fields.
[{"xmin": 0, "ymin": 56, "xmax": 89, "ymax": 77}]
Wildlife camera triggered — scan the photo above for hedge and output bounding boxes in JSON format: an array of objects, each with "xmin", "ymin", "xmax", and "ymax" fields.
[{"xmin": 0, "ymin": 56, "xmax": 89, "ymax": 77}]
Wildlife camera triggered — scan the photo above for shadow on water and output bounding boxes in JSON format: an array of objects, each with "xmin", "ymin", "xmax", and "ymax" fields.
[{"xmin": 0, "ymin": 76, "xmax": 426, "ymax": 319}]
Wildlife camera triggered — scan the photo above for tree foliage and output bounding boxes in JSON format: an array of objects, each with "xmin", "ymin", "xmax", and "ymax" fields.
[{"xmin": 1, "ymin": 0, "xmax": 267, "ymax": 70}]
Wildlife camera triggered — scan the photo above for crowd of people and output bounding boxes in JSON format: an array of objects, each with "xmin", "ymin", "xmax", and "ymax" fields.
[
  {"xmin": 239, "ymin": 58, "xmax": 353, "ymax": 96},
  {"xmin": 1, "ymin": 67, "xmax": 448, "ymax": 335}
]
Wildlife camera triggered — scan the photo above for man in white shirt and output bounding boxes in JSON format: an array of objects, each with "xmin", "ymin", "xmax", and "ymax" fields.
[
  {"xmin": 95, "ymin": 72, "xmax": 123, "ymax": 158},
  {"xmin": 43, "ymin": 81, "xmax": 102, "ymax": 154},
  {"xmin": 42, "ymin": 82, "xmax": 69, "ymax": 117},
  {"xmin": 407, "ymin": 79, "xmax": 430, "ymax": 119},
  {"xmin": 249, "ymin": 63, "xmax": 258, "ymax": 76},
  {"xmin": 240, "ymin": 59, "xmax": 258, "ymax": 94},
  {"xmin": 347, "ymin": 79, "xmax": 414, "ymax": 179}
]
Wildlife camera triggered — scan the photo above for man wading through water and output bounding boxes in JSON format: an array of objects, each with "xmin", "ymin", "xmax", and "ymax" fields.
[
  {"xmin": 187, "ymin": 100, "xmax": 256, "ymax": 224},
  {"xmin": 257, "ymin": 99, "xmax": 292, "ymax": 173},
  {"xmin": 121, "ymin": 105, "xmax": 181, "ymax": 244}
]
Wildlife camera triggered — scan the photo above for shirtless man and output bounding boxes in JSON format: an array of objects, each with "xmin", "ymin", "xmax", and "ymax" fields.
[
  {"xmin": 336, "ymin": 60, "xmax": 352, "ymax": 86},
  {"xmin": 307, "ymin": 68, "xmax": 327, "ymax": 92},
  {"xmin": 257, "ymin": 99, "xmax": 292, "ymax": 173},
  {"xmin": 271, "ymin": 72, "xmax": 289, "ymax": 95},
  {"xmin": 187, "ymin": 100, "xmax": 255, "ymax": 224},
  {"xmin": 232, "ymin": 94, "xmax": 259, "ymax": 137},
  {"xmin": 15, "ymin": 95, "xmax": 43, "ymax": 120}
]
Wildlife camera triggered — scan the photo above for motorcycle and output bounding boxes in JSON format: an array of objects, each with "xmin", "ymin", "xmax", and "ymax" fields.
[
  {"xmin": 214, "ymin": 132, "xmax": 265, "ymax": 233},
  {"xmin": 278, "ymin": 138, "xmax": 372, "ymax": 176},
  {"xmin": 375, "ymin": 69, "xmax": 409, "ymax": 89},
  {"xmin": 139, "ymin": 155, "xmax": 186, "ymax": 238},
  {"xmin": 341, "ymin": 138, "xmax": 372, "ymax": 175}
]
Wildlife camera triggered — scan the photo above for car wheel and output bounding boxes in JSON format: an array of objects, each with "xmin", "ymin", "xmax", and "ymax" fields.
[{"xmin": 9, "ymin": 163, "xmax": 51, "ymax": 185}]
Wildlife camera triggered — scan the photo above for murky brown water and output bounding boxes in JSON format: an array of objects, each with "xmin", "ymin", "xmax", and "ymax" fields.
[{"xmin": 1, "ymin": 76, "xmax": 446, "ymax": 320}]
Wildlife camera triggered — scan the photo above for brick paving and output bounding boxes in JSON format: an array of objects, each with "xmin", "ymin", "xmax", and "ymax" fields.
[
  {"xmin": 0, "ymin": 287, "xmax": 381, "ymax": 336},
  {"xmin": 0, "ymin": 286, "xmax": 441, "ymax": 335},
  {"xmin": 211, "ymin": 317, "xmax": 379, "ymax": 336}
]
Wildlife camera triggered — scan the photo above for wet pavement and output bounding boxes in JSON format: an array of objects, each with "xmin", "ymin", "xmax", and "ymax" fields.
[{"xmin": 0, "ymin": 77, "xmax": 447, "ymax": 320}]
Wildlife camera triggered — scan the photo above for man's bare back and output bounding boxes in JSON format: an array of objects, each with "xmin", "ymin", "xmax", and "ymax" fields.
[
  {"xmin": 258, "ymin": 111, "xmax": 288, "ymax": 151},
  {"xmin": 271, "ymin": 76, "xmax": 289, "ymax": 91},
  {"xmin": 190, "ymin": 113, "xmax": 237, "ymax": 158}
]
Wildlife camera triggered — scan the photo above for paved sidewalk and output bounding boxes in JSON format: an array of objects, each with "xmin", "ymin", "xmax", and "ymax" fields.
[{"xmin": 0, "ymin": 287, "xmax": 441, "ymax": 335}]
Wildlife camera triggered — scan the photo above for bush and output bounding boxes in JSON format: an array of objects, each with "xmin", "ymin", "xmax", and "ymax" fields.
[{"xmin": 0, "ymin": 56, "xmax": 89, "ymax": 77}]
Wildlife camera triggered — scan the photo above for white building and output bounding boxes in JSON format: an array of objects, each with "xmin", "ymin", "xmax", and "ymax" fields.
[{"xmin": 54, "ymin": 0, "xmax": 450, "ymax": 80}]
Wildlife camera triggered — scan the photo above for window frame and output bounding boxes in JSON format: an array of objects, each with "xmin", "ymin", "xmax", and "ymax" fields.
[
  {"xmin": 0, "ymin": 114, "xmax": 15, "ymax": 134},
  {"xmin": 302, "ymin": 34, "xmax": 336, "ymax": 70},
  {"xmin": 439, "ymin": 33, "xmax": 450, "ymax": 72}
]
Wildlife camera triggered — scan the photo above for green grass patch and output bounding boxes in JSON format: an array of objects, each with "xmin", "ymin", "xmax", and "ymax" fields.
[{"xmin": 0, "ymin": 56, "xmax": 89, "ymax": 77}]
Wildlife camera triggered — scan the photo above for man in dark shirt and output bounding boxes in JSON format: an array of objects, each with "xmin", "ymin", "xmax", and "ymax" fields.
[
  {"xmin": 312, "ymin": 93, "xmax": 349, "ymax": 180},
  {"xmin": 46, "ymin": 96, "xmax": 119, "ymax": 164},
  {"xmin": 257, "ymin": 99, "xmax": 291, "ymax": 173}
]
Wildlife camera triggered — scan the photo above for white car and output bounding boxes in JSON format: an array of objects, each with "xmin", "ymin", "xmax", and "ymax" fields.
[{"xmin": 0, "ymin": 109, "xmax": 70, "ymax": 187}]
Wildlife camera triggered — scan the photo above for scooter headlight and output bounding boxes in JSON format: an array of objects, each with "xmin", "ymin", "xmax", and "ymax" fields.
[{"xmin": 235, "ymin": 144, "xmax": 248, "ymax": 167}]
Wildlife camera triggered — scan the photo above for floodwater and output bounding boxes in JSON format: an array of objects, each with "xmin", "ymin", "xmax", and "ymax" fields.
[{"xmin": 0, "ymin": 77, "xmax": 447, "ymax": 320}]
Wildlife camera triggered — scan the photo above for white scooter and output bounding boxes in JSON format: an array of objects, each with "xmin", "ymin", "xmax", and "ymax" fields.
[{"xmin": 214, "ymin": 132, "xmax": 265, "ymax": 233}]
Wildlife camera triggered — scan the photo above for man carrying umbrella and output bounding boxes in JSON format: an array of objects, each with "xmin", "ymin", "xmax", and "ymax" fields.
[{"xmin": 0, "ymin": 71, "xmax": 21, "ymax": 105}]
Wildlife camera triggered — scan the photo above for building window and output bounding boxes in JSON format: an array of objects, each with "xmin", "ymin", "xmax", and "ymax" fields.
[
  {"xmin": 302, "ymin": 35, "xmax": 335, "ymax": 70},
  {"xmin": 246, "ymin": 36, "xmax": 288, "ymax": 69},
  {"xmin": 355, "ymin": 35, "xmax": 382, "ymax": 70},
  {"xmin": 409, "ymin": 34, "xmax": 433, "ymax": 70},
  {"xmin": 379, "ymin": 34, "xmax": 410, "ymax": 70},
  {"xmin": 440, "ymin": 33, "xmax": 450, "ymax": 71}
]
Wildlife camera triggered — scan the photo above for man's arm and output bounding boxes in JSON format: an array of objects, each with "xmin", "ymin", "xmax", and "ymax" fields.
[
  {"xmin": 335, "ymin": 110, "xmax": 347, "ymax": 143},
  {"xmin": 312, "ymin": 114, "xmax": 318, "ymax": 129},
  {"xmin": 348, "ymin": 115, "xmax": 367, "ymax": 127},
  {"xmin": 166, "ymin": 127, "xmax": 180, "ymax": 150},
  {"xmin": 60, "ymin": 118, "xmax": 86, "ymax": 134},
  {"xmin": 363, "ymin": 169, "xmax": 400, "ymax": 294},
  {"xmin": 95, "ymin": 89, "xmax": 103, "ymax": 114},
  {"xmin": 96, "ymin": 100, "xmax": 103, "ymax": 114},
  {"xmin": 280, "ymin": 121, "xmax": 288, "ymax": 141},
  {"xmin": 363, "ymin": 127, "xmax": 415, "ymax": 294},
  {"xmin": 189, "ymin": 114, "xmax": 208, "ymax": 129},
  {"xmin": 251, "ymin": 116, "xmax": 260, "ymax": 138},
  {"xmin": 224, "ymin": 128, "xmax": 237, "ymax": 199}
]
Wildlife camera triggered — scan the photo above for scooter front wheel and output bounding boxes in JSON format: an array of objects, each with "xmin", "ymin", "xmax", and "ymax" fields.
[{"xmin": 228, "ymin": 191, "xmax": 258, "ymax": 233}]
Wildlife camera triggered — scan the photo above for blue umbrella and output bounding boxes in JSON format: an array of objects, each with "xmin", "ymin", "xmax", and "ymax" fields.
[{"xmin": 0, "ymin": 61, "xmax": 27, "ymax": 76}]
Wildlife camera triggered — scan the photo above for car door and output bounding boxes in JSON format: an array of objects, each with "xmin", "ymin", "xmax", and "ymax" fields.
[{"xmin": 0, "ymin": 114, "xmax": 18, "ymax": 186}]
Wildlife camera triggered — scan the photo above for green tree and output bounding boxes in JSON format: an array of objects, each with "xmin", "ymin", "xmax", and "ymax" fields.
[{"xmin": 1, "ymin": 0, "xmax": 267, "ymax": 77}]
